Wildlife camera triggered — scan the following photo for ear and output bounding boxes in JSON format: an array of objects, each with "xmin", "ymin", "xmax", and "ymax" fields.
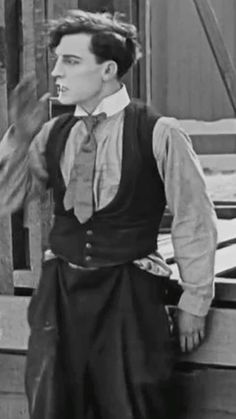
[{"xmin": 102, "ymin": 60, "xmax": 118, "ymax": 81}]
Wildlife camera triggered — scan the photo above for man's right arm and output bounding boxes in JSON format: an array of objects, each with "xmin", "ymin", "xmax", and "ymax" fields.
[
  {"xmin": 0, "ymin": 126, "xmax": 32, "ymax": 216},
  {"xmin": 0, "ymin": 74, "xmax": 51, "ymax": 216},
  {"xmin": 0, "ymin": 119, "xmax": 56, "ymax": 216}
]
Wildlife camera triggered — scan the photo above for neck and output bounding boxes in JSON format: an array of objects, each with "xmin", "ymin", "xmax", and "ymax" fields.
[{"xmin": 78, "ymin": 80, "xmax": 121, "ymax": 114}]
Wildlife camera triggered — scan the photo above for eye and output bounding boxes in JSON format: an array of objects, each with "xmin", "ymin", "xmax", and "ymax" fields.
[
  {"xmin": 50, "ymin": 51, "xmax": 58, "ymax": 63},
  {"xmin": 63, "ymin": 56, "xmax": 81, "ymax": 65}
]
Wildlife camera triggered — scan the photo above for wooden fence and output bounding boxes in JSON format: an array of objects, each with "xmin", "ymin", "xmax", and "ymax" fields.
[{"xmin": 0, "ymin": 0, "xmax": 236, "ymax": 418}]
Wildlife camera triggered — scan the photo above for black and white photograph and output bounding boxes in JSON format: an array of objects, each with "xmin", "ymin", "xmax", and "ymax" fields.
[{"xmin": 0, "ymin": 1, "xmax": 235, "ymax": 418}]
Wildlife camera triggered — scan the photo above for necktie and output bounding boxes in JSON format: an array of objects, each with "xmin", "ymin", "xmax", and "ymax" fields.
[{"xmin": 63, "ymin": 113, "xmax": 106, "ymax": 223}]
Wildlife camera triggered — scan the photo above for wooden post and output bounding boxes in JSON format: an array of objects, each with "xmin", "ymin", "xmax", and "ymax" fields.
[
  {"xmin": 34, "ymin": 0, "xmax": 48, "ymax": 97},
  {"xmin": 138, "ymin": 0, "xmax": 151, "ymax": 104},
  {"xmin": 20, "ymin": 0, "xmax": 43, "ymax": 288},
  {"xmin": 113, "ymin": 0, "xmax": 136, "ymax": 95},
  {"xmin": 0, "ymin": 0, "xmax": 14, "ymax": 294},
  {"xmin": 4, "ymin": 0, "xmax": 20, "ymax": 91},
  {"xmin": 192, "ymin": 0, "xmax": 236, "ymax": 114},
  {"xmin": 150, "ymin": 0, "xmax": 168, "ymax": 113}
]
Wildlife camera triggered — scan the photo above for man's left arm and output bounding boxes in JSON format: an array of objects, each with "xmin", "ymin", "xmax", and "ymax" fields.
[{"xmin": 153, "ymin": 117, "xmax": 218, "ymax": 352}]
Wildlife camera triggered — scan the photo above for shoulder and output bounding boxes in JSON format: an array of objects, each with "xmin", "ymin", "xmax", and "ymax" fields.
[{"xmin": 153, "ymin": 116, "xmax": 192, "ymax": 146}]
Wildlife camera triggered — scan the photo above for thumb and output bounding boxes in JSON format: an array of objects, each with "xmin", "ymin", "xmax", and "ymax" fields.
[{"xmin": 39, "ymin": 92, "xmax": 51, "ymax": 103}]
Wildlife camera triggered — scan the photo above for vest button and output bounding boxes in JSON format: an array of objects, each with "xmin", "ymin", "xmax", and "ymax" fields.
[
  {"xmin": 85, "ymin": 256, "xmax": 92, "ymax": 262},
  {"xmin": 85, "ymin": 243, "xmax": 92, "ymax": 249},
  {"xmin": 86, "ymin": 230, "xmax": 93, "ymax": 236}
]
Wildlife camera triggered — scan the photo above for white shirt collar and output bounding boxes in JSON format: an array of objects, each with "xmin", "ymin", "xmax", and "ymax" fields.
[{"xmin": 74, "ymin": 84, "xmax": 130, "ymax": 117}]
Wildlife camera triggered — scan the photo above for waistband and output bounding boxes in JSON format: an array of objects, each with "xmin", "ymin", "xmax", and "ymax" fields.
[{"xmin": 44, "ymin": 249, "xmax": 98, "ymax": 271}]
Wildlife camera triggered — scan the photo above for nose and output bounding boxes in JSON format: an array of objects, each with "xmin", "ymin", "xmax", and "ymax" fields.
[{"xmin": 51, "ymin": 57, "xmax": 64, "ymax": 78}]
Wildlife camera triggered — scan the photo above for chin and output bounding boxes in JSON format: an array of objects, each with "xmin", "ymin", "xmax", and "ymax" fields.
[{"xmin": 58, "ymin": 96, "xmax": 76, "ymax": 105}]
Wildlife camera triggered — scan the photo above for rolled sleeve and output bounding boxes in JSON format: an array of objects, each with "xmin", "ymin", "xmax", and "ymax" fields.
[
  {"xmin": 153, "ymin": 117, "xmax": 217, "ymax": 316},
  {"xmin": 0, "ymin": 125, "xmax": 30, "ymax": 215},
  {"xmin": 0, "ymin": 119, "xmax": 56, "ymax": 216}
]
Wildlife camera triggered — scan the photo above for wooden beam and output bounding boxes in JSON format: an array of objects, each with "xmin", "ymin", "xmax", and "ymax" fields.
[
  {"xmin": 0, "ymin": 394, "xmax": 28, "ymax": 419},
  {"xmin": 21, "ymin": 0, "xmax": 43, "ymax": 287},
  {"xmin": 34, "ymin": 0, "xmax": 48, "ymax": 97},
  {"xmin": 150, "ymin": 0, "xmax": 168, "ymax": 113},
  {"xmin": 0, "ymin": 0, "xmax": 14, "ymax": 294},
  {"xmin": 0, "ymin": 353, "xmax": 26, "ymax": 393},
  {"xmin": 138, "ymin": 0, "xmax": 151, "ymax": 103},
  {"xmin": 4, "ymin": 0, "xmax": 20, "ymax": 92},
  {"xmin": 0, "ymin": 353, "xmax": 28, "ymax": 418},
  {"xmin": 0, "ymin": 296, "xmax": 29, "ymax": 351},
  {"xmin": 1, "ymin": 296, "xmax": 236, "ymax": 368},
  {"xmin": 173, "ymin": 368, "xmax": 236, "ymax": 418},
  {"xmin": 178, "ymin": 307, "xmax": 236, "ymax": 366},
  {"xmin": 192, "ymin": 0, "xmax": 236, "ymax": 114}
]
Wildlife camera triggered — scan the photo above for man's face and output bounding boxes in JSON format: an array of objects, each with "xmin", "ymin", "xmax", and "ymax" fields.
[{"xmin": 51, "ymin": 33, "xmax": 105, "ymax": 106}]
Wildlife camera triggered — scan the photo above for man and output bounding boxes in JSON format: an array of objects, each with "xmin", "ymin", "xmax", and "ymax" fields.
[{"xmin": 0, "ymin": 10, "xmax": 217, "ymax": 419}]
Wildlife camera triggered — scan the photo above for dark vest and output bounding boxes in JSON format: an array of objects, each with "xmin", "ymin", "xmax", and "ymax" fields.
[{"xmin": 45, "ymin": 100, "xmax": 166, "ymax": 267}]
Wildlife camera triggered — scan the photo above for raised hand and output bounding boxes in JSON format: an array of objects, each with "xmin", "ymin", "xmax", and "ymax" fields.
[{"xmin": 10, "ymin": 73, "xmax": 50, "ymax": 144}]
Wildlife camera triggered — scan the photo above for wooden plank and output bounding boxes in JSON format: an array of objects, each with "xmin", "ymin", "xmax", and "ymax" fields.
[
  {"xmin": 0, "ymin": 0, "xmax": 8, "ymax": 132},
  {"xmin": 1, "ymin": 295, "xmax": 236, "ymax": 367},
  {"xmin": 214, "ymin": 278, "xmax": 236, "ymax": 302},
  {"xmin": 192, "ymin": 0, "xmax": 236, "ymax": 114},
  {"xmin": 112, "ymin": 0, "xmax": 135, "ymax": 96},
  {"xmin": 77, "ymin": 0, "xmax": 113, "ymax": 12},
  {"xmin": 173, "ymin": 368, "xmax": 236, "ymax": 417},
  {"xmin": 21, "ymin": 0, "xmax": 37, "ymax": 76},
  {"xmin": 190, "ymin": 134, "xmax": 236, "ymax": 154},
  {"xmin": 0, "ymin": 354, "xmax": 27, "ymax": 418},
  {"xmin": 0, "ymin": 394, "xmax": 28, "ymax": 419},
  {"xmin": 0, "ymin": 353, "xmax": 26, "ymax": 393},
  {"xmin": 214, "ymin": 244, "xmax": 236, "ymax": 276},
  {"xmin": 13, "ymin": 271, "xmax": 37, "ymax": 288},
  {"xmin": 34, "ymin": 0, "xmax": 48, "ymax": 97},
  {"xmin": 0, "ymin": 217, "xmax": 14, "ymax": 294},
  {"xmin": 179, "ymin": 307, "xmax": 236, "ymax": 366},
  {"xmin": 0, "ymin": 353, "xmax": 28, "ymax": 416},
  {"xmin": 138, "ymin": 0, "xmax": 151, "ymax": 104},
  {"xmin": 4, "ymin": 0, "xmax": 20, "ymax": 91},
  {"xmin": 216, "ymin": 219, "xmax": 236, "ymax": 244},
  {"xmin": 23, "ymin": 200, "xmax": 42, "ymax": 288},
  {"xmin": 0, "ymin": 296, "xmax": 30, "ymax": 351},
  {"xmin": 150, "ymin": 0, "xmax": 168, "ymax": 113},
  {"xmin": 199, "ymin": 154, "xmax": 236, "ymax": 172},
  {"xmin": 21, "ymin": 0, "xmax": 43, "ymax": 287},
  {"xmin": 180, "ymin": 118, "xmax": 236, "ymax": 135},
  {"xmin": 0, "ymin": 0, "xmax": 14, "ymax": 294}
]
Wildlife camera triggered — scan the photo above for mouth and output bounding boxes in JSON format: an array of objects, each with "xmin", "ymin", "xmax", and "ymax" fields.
[{"xmin": 56, "ymin": 84, "xmax": 69, "ymax": 94}]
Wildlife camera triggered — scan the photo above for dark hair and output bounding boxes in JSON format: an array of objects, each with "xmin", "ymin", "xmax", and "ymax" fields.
[{"xmin": 48, "ymin": 10, "xmax": 142, "ymax": 78}]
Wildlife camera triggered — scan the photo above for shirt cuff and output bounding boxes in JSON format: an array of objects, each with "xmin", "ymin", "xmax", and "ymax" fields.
[{"xmin": 177, "ymin": 288, "xmax": 214, "ymax": 316}]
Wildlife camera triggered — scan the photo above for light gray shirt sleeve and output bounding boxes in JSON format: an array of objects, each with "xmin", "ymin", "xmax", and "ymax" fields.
[
  {"xmin": 153, "ymin": 117, "xmax": 218, "ymax": 316},
  {"xmin": 0, "ymin": 120, "xmax": 56, "ymax": 216}
]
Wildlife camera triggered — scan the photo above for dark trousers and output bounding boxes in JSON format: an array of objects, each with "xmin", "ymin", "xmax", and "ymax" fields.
[{"xmin": 25, "ymin": 258, "xmax": 174, "ymax": 419}]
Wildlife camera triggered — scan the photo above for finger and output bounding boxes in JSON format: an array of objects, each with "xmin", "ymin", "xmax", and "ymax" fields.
[
  {"xmin": 193, "ymin": 331, "xmax": 201, "ymax": 348},
  {"xmin": 13, "ymin": 87, "xmax": 37, "ymax": 116},
  {"xmin": 39, "ymin": 92, "xmax": 51, "ymax": 103},
  {"xmin": 186, "ymin": 335, "xmax": 195, "ymax": 352},
  {"xmin": 37, "ymin": 93, "xmax": 51, "ymax": 117},
  {"xmin": 14, "ymin": 74, "xmax": 36, "ymax": 98},
  {"xmin": 199, "ymin": 328, "xmax": 205, "ymax": 341},
  {"xmin": 180, "ymin": 335, "xmax": 187, "ymax": 353}
]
